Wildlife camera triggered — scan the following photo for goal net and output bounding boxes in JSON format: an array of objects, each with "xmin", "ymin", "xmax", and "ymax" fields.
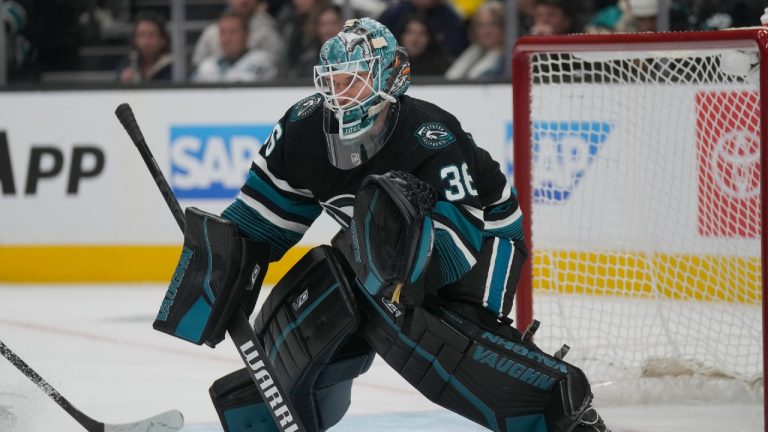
[{"xmin": 512, "ymin": 29, "xmax": 765, "ymax": 405}]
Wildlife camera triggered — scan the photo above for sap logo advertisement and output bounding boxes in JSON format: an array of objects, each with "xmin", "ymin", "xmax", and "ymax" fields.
[
  {"xmin": 505, "ymin": 121, "xmax": 612, "ymax": 203},
  {"xmin": 169, "ymin": 124, "xmax": 272, "ymax": 199}
]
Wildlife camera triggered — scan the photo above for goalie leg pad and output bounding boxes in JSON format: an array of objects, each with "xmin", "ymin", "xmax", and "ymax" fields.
[
  {"xmin": 210, "ymin": 344, "xmax": 374, "ymax": 432},
  {"xmin": 212, "ymin": 245, "xmax": 373, "ymax": 432},
  {"xmin": 210, "ymin": 346, "xmax": 373, "ymax": 432},
  {"xmin": 153, "ymin": 207, "xmax": 269, "ymax": 347},
  {"xmin": 209, "ymin": 368, "xmax": 278, "ymax": 432},
  {"xmin": 358, "ymin": 288, "xmax": 593, "ymax": 432}
]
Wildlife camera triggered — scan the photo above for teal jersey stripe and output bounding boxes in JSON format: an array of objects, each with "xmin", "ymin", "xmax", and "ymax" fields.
[
  {"xmin": 222, "ymin": 200, "xmax": 302, "ymax": 261},
  {"xmin": 486, "ymin": 218, "xmax": 523, "ymax": 241},
  {"xmin": 433, "ymin": 201, "xmax": 483, "ymax": 251},
  {"xmin": 486, "ymin": 239, "xmax": 512, "ymax": 314},
  {"xmin": 245, "ymin": 171, "xmax": 321, "ymax": 220},
  {"xmin": 409, "ymin": 217, "xmax": 434, "ymax": 284},
  {"xmin": 434, "ymin": 230, "xmax": 471, "ymax": 285}
]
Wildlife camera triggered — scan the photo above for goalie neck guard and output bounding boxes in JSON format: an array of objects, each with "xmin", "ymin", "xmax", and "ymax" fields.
[{"xmin": 313, "ymin": 18, "xmax": 411, "ymax": 170}]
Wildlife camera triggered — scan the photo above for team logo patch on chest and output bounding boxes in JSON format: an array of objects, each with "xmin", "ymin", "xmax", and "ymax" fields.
[
  {"xmin": 290, "ymin": 94, "xmax": 323, "ymax": 121},
  {"xmin": 414, "ymin": 122, "xmax": 456, "ymax": 149}
]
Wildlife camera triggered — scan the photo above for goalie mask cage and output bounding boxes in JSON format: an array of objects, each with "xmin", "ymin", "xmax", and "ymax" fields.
[{"xmin": 512, "ymin": 29, "xmax": 767, "ymax": 412}]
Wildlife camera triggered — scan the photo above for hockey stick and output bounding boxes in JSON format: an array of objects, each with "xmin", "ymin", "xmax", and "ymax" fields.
[
  {"xmin": 0, "ymin": 340, "xmax": 183, "ymax": 432},
  {"xmin": 115, "ymin": 103, "xmax": 305, "ymax": 432}
]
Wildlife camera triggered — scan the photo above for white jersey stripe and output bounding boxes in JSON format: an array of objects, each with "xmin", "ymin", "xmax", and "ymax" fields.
[
  {"xmin": 461, "ymin": 204, "xmax": 485, "ymax": 222},
  {"xmin": 237, "ymin": 192, "xmax": 311, "ymax": 233},
  {"xmin": 434, "ymin": 221, "xmax": 477, "ymax": 268},
  {"xmin": 498, "ymin": 241, "xmax": 514, "ymax": 318},
  {"xmin": 490, "ymin": 183, "xmax": 512, "ymax": 206},
  {"xmin": 254, "ymin": 154, "xmax": 314, "ymax": 198},
  {"xmin": 482, "ymin": 237, "xmax": 500, "ymax": 308}
]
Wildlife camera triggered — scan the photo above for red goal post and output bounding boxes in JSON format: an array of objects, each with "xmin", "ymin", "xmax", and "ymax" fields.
[{"xmin": 512, "ymin": 28, "xmax": 767, "ymax": 409}]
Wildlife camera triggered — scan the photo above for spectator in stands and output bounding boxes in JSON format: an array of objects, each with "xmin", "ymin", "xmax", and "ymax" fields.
[
  {"xmin": 1, "ymin": 1, "xmax": 32, "ymax": 79},
  {"xmin": 447, "ymin": 0, "xmax": 484, "ymax": 19},
  {"xmin": 530, "ymin": 0, "xmax": 577, "ymax": 35},
  {"xmin": 585, "ymin": 1, "xmax": 624, "ymax": 33},
  {"xmin": 5, "ymin": 1, "xmax": 94, "ymax": 81},
  {"xmin": 445, "ymin": 1, "xmax": 505, "ymax": 80},
  {"xmin": 272, "ymin": 0, "xmax": 385, "ymax": 21},
  {"xmin": 379, "ymin": 0, "xmax": 467, "ymax": 58},
  {"xmin": 292, "ymin": 4, "xmax": 344, "ymax": 78},
  {"xmin": 336, "ymin": 0, "xmax": 387, "ymax": 18},
  {"xmin": 517, "ymin": 0, "xmax": 537, "ymax": 35},
  {"xmin": 193, "ymin": 11, "xmax": 277, "ymax": 82},
  {"xmin": 116, "ymin": 11, "xmax": 172, "ymax": 83},
  {"xmin": 192, "ymin": 0, "xmax": 284, "ymax": 70},
  {"xmin": 586, "ymin": 0, "xmax": 658, "ymax": 33},
  {"xmin": 398, "ymin": 15, "xmax": 452, "ymax": 76},
  {"xmin": 277, "ymin": 0, "xmax": 332, "ymax": 77},
  {"xmin": 629, "ymin": 0, "xmax": 659, "ymax": 32},
  {"xmin": 670, "ymin": 0, "xmax": 761, "ymax": 31}
]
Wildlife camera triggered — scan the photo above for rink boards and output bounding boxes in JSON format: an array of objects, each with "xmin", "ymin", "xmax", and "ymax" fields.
[
  {"xmin": 0, "ymin": 84, "xmax": 760, "ymax": 303},
  {"xmin": 0, "ymin": 85, "xmax": 510, "ymax": 284}
]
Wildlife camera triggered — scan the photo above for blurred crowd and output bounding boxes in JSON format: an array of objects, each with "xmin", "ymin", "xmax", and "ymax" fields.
[{"xmin": 0, "ymin": 0, "xmax": 764, "ymax": 85}]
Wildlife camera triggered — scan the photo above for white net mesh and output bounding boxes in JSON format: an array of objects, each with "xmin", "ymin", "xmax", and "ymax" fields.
[{"xmin": 523, "ymin": 43, "xmax": 763, "ymax": 403}]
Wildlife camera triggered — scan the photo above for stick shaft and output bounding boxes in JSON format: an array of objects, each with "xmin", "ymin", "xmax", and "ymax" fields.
[
  {"xmin": 115, "ymin": 103, "xmax": 185, "ymax": 232},
  {"xmin": 0, "ymin": 340, "xmax": 102, "ymax": 431},
  {"xmin": 116, "ymin": 103, "xmax": 306, "ymax": 432}
]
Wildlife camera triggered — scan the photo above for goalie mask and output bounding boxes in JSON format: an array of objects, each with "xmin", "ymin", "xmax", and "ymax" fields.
[{"xmin": 314, "ymin": 18, "xmax": 411, "ymax": 170}]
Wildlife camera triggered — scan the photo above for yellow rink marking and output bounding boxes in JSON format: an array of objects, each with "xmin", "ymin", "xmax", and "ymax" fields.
[
  {"xmin": 533, "ymin": 250, "xmax": 762, "ymax": 304},
  {"xmin": 0, "ymin": 245, "xmax": 311, "ymax": 285},
  {"xmin": 1, "ymin": 246, "xmax": 762, "ymax": 305}
]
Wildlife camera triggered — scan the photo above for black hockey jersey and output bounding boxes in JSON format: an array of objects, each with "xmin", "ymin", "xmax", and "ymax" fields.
[{"xmin": 222, "ymin": 94, "xmax": 524, "ymax": 316}]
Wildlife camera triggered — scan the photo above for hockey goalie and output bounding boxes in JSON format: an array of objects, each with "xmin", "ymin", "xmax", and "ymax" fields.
[{"xmin": 154, "ymin": 17, "xmax": 610, "ymax": 432}]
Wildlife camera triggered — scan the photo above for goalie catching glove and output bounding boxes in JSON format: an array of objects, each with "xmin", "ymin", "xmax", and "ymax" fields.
[
  {"xmin": 153, "ymin": 207, "xmax": 270, "ymax": 347},
  {"xmin": 334, "ymin": 170, "xmax": 437, "ymax": 307}
]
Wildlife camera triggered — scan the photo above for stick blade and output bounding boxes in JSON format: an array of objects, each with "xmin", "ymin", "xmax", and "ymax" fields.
[{"xmin": 103, "ymin": 409, "xmax": 184, "ymax": 432}]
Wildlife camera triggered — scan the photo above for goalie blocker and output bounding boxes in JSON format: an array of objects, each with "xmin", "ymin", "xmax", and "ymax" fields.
[{"xmin": 153, "ymin": 207, "xmax": 269, "ymax": 347}]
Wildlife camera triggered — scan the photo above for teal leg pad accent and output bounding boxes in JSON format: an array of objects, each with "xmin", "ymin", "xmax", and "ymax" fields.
[
  {"xmin": 505, "ymin": 413, "xmax": 548, "ymax": 432},
  {"xmin": 223, "ymin": 402, "xmax": 279, "ymax": 432}
]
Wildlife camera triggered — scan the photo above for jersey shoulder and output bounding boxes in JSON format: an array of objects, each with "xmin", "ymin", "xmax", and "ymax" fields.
[
  {"xmin": 399, "ymin": 95, "xmax": 473, "ymax": 154},
  {"xmin": 259, "ymin": 93, "xmax": 330, "ymax": 188},
  {"xmin": 277, "ymin": 93, "xmax": 326, "ymax": 156},
  {"xmin": 401, "ymin": 95, "xmax": 464, "ymax": 129},
  {"xmin": 286, "ymin": 93, "xmax": 325, "ymax": 123}
]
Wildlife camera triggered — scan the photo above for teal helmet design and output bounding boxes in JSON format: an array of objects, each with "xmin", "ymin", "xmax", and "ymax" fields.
[{"xmin": 313, "ymin": 18, "xmax": 411, "ymax": 169}]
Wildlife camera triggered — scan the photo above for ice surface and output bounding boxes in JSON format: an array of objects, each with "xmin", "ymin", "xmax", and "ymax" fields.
[{"xmin": 0, "ymin": 285, "xmax": 762, "ymax": 432}]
